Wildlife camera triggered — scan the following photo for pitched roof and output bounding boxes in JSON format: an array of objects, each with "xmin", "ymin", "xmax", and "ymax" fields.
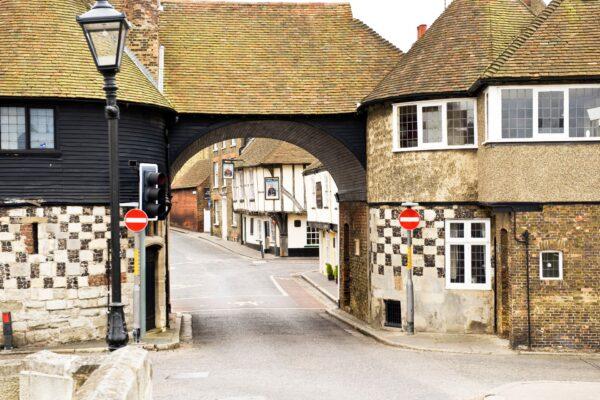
[
  {"xmin": 363, "ymin": 0, "xmax": 536, "ymax": 104},
  {"xmin": 237, "ymin": 139, "xmax": 317, "ymax": 167},
  {"xmin": 485, "ymin": 0, "xmax": 600, "ymax": 80},
  {"xmin": 0, "ymin": 0, "xmax": 171, "ymax": 109},
  {"xmin": 171, "ymin": 158, "xmax": 211, "ymax": 189},
  {"xmin": 303, "ymin": 160, "xmax": 325, "ymax": 176},
  {"xmin": 159, "ymin": 1, "xmax": 401, "ymax": 114}
]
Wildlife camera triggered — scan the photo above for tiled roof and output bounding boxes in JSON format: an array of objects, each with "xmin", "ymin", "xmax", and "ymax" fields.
[
  {"xmin": 0, "ymin": 0, "xmax": 171, "ymax": 109},
  {"xmin": 238, "ymin": 139, "xmax": 317, "ymax": 167},
  {"xmin": 485, "ymin": 0, "xmax": 600, "ymax": 80},
  {"xmin": 363, "ymin": 0, "xmax": 536, "ymax": 104},
  {"xmin": 171, "ymin": 158, "xmax": 211, "ymax": 189},
  {"xmin": 160, "ymin": 1, "xmax": 401, "ymax": 114},
  {"xmin": 303, "ymin": 161, "xmax": 324, "ymax": 176}
]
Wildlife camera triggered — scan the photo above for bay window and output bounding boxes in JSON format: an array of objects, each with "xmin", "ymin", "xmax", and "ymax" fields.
[
  {"xmin": 445, "ymin": 219, "xmax": 491, "ymax": 290},
  {"xmin": 0, "ymin": 107, "xmax": 55, "ymax": 150},
  {"xmin": 393, "ymin": 99, "xmax": 476, "ymax": 151},
  {"xmin": 488, "ymin": 85, "xmax": 600, "ymax": 142}
]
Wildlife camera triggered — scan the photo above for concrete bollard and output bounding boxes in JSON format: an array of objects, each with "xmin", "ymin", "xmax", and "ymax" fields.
[
  {"xmin": 180, "ymin": 313, "xmax": 193, "ymax": 343},
  {"xmin": 19, "ymin": 351, "xmax": 80, "ymax": 400}
]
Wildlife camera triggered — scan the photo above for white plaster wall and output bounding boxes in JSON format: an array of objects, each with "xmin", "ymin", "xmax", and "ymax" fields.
[
  {"xmin": 287, "ymin": 214, "xmax": 309, "ymax": 249},
  {"xmin": 305, "ymin": 170, "xmax": 339, "ymax": 226}
]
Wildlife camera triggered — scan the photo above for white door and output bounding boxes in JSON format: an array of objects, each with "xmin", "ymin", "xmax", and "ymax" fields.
[
  {"xmin": 203, "ymin": 209, "xmax": 211, "ymax": 233},
  {"xmin": 221, "ymin": 197, "xmax": 228, "ymax": 240}
]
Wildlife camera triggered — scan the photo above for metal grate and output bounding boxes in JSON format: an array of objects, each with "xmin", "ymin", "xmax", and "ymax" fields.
[{"xmin": 384, "ymin": 300, "xmax": 402, "ymax": 328}]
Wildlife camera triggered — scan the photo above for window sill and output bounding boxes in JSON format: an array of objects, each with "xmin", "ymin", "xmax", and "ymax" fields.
[
  {"xmin": 0, "ymin": 150, "xmax": 62, "ymax": 158},
  {"xmin": 483, "ymin": 138, "xmax": 600, "ymax": 145},
  {"xmin": 445, "ymin": 284, "xmax": 491, "ymax": 291},
  {"xmin": 392, "ymin": 145, "xmax": 477, "ymax": 153}
]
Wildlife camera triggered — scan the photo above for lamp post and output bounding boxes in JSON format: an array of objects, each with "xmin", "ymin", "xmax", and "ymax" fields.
[{"xmin": 77, "ymin": 0, "xmax": 130, "ymax": 351}]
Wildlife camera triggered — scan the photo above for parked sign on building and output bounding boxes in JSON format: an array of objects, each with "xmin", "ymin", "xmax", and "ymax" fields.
[
  {"xmin": 222, "ymin": 161, "xmax": 234, "ymax": 179},
  {"xmin": 264, "ymin": 177, "xmax": 280, "ymax": 200}
]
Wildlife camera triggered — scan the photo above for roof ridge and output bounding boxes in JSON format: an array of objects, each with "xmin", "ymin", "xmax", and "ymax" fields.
[
  {"xmin": 350, "ymin": 17, "xmax": 402, "ymax": 55},
  {"xmin": 483, "ymin": 0, "xmax": 565, "ymax": 78},
  {"xmin": 162, "ymin": 1, "xmax": 350, "ymax": 7}
]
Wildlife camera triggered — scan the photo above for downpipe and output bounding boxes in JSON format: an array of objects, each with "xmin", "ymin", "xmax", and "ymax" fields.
[{"xmin": 513, "ymin": 211, "xmax": 532, "ymax": 350}]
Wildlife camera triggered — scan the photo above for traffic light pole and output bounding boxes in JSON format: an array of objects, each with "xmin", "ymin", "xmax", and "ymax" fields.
[{"xmin": 104, "ymin": 71, "xmax": 129, "ymax": 351}]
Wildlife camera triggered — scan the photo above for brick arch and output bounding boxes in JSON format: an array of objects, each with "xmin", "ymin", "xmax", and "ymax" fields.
[{"xmin": 170, "ymin": 120, "xmax": 366, "ymax": 202}]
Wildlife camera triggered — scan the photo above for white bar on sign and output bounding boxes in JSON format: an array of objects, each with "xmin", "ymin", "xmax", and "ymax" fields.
[
  {"xmin": 126, "ymin": 218, "xmax": 148, "ymax": 223},
  {"xmin": 400, "ymin": 217, "xmax": 420, "ymax": 222}
]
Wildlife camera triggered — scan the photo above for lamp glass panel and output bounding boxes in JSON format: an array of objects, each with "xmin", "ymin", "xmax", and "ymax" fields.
[{"xmin": 84, "ymin": 21, "xmax": 121, "ymax": 67}]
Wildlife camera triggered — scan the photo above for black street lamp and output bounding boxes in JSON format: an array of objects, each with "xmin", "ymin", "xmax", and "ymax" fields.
[{"xmin": 77, "ymin": 1, "xmax": 130, "ymax": 351}]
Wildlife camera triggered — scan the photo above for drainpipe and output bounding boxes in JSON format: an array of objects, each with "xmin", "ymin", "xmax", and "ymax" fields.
[
  {"xmin": 163, "ymin": 116, "xmax": 176, "ymax": 329},
  {"xmin": 513, "ymin": 211, "xmax": 532, "ymax": 350}
]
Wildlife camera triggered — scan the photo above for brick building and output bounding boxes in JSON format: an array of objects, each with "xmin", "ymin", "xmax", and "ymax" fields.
[
  {"xmin": 170, "ymin": 158, "xmax": 211, "ymax": 232},
  {"xmin": 360, "ymin": 0, "xmax": 600, "ymax": 350}
]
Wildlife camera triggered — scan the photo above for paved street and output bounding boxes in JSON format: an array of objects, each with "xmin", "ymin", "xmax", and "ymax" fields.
[{"xmin": 152, "ymin": 231, "xmax": 600, "ymax": 400}]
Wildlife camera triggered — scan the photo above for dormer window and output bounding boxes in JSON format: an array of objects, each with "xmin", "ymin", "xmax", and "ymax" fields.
[
  {"xmin": 0, "ymin": 107, "xmax": 55, "ymax": 150},
  {"xmin": 487, "ymin": 85, "xmax": 600, "ymax": 142},
  {"xmin": 393, "ymin": 99, "xmax": 476, "ymax": 151}
]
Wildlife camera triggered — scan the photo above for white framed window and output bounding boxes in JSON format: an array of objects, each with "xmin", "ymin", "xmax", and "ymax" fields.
[
  {"xmin": 486, "ymin": 84, "xmax": 600, "ymax": 142},
  {"xmin": 392, "ymin": 98, "xmax": 477, "ymax": 152},
  {"xmin": 222, "ymin": 140, "xmax": 227, "ymax": 149},
  {"xmin": 539, "ymin": 251, "xmax": 563, "ymax": 280},
  {"xmin": 213, "ymin": 143, "xmax": 218, "ymax": 152},
  {"xmin": 231, "ymin": 139, "xmax": 237, "ymax": 147},
  {"xmin": 231, "ymin": 212, "xmax": 238, "ymax": 228},
  {"xmin": 246, "ymin": 169, "xmax": 255, "ymax": 201},
  {"xmin": 1, "ymin": 107, "xmax": 55, "ymax": 150},
  {"xmin": 213, "ymin": 200, "xmax": 220, "ymax": 226},
  {"xmin": 307, "ymin": 227, "xmax": 320, "ymax": 246},
  {"xmin": 445, "ymin": 219, "xmax": 491, "ymax": 290},
  {"xmin": 213, "ymin": 162, "xmax": 219, "ymax": 188}
]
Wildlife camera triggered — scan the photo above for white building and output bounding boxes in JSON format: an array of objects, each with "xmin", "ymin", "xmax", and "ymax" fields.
[
  {"xmin": 303, "ymin": 162, "xmax": 340, "ymax": 275},
  {"xmin": 233, "ymin": 139, "xmax": 319, "ymax": 257}
]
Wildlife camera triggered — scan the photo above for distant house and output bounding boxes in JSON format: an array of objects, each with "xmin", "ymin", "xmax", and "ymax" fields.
[
  {"xmin": 170, "ymin": 158, "xmax": 211, "ymax": 232},
  {"xmin": 303, "ymin": 162, "xmax": 340, "ymax": 275},
  {"xmin": 233, "ymin": 139, "xmax": 318, "ymax": 257}
]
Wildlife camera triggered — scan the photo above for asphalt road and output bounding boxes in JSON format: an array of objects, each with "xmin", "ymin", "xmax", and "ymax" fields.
[{"xmin": 152, "ymin": 230, "xmax": 600, "ymax": 400}]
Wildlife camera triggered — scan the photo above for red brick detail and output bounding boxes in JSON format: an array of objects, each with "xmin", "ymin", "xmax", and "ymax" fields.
[{"xmin": 20, "ymin": 224, "xmax": 35, "ymax": 255}]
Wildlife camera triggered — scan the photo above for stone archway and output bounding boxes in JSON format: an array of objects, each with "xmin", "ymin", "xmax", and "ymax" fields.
[{"xmin": 170, "ymin": 119, "xmax": 366, "ymax": 202}]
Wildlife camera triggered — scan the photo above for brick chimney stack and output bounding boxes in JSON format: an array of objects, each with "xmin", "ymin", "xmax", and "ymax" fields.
[
  {"xmin": 417, "ymin": 24, "xmax": 428, "ymax": 40},
  {"xmin": 113, "ymin": 0, "xmax": 161, "ymax": 81}
]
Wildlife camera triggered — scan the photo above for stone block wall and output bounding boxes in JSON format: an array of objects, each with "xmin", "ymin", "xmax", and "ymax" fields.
[
  {"xmin": 0, "ymin": 206, "xmax": 135, "ymax": 347},
  {"xmin": 339, "ymin": 202, "xmax": 370, "ymax": 322},
  {"xmin": 369, "ymin": 204, "xmax": 494, "ymax": 333},
  {"xmin": 495, "ymin": 205, "xmax": 600, "ymax": 350}
]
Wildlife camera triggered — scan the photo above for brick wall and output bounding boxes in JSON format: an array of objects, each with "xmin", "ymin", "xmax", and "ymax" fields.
[
  {"xmin": 117, "ymin": 0, "xmax": 161, "ymax": 79},
  {"xmin": 170, "ymin": 189, "xmax": 200, "ymax": 231},
  {"xmin": 496, "ymin": 205, "xmax": 600, "ymax": 350},
  {"xmin": 0, "ymin": 206, "xmax": 135, "ymax": 347},
  {"xmin": 339, "ymin": 201, "xmax": 370, "ymax": 322}
]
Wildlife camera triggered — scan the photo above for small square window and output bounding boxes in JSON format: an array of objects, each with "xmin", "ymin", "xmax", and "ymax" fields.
[
  {"xmin": 471, "ymin": 223, "xmax": 485, "ymax": 238},
  {"xmin": 450, "ymin": 223, "xmax": 464, "ymax": 238},
  {"xmin": 540, "ymin": 251, "xmax": 563, "ymax": 280},
  {"xmin": 294, "ymin": 220, "xmax": 302, "ymax": 228}
]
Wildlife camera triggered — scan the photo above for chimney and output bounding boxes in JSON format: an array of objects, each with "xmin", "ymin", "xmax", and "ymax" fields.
[
  {"xmin": 417, "ymin": 24, "xmax": 428, "ymax": 40},
  {"xmin": 117, "ymin": 0, "xmax": 161, "ymax": 81}
]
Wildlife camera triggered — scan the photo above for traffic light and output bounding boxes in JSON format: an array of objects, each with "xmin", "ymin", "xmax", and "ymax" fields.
[{"xmin": 139, "ymin": 163, "xmax": 168, "ymax": 221}]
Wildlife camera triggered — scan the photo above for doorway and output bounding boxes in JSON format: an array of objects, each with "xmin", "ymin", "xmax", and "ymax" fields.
[{"xmin": 146, "ymin": 245, "xmax": 159, "ymax": 331}]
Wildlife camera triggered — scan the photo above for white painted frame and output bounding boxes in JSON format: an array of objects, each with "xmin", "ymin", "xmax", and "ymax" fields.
[
  {"xmin": 392, "ymin": 98, "xmax": 478, "ymax": 152},
  {"xmin": 486, "ymin": 84, "xmax": 600, "ymax": 143},
  {"xmin": 539, "ymin": 250, "xmax": 563, "ymax": 281},
  {"xmin": 444, "ymin": 219, "xmax": 492, "ymax": 290}
]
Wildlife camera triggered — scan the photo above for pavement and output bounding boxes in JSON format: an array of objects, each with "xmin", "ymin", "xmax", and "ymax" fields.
[
  {"xmin": 300, "ymin": 269, "xmax": 339, "ymax": 303},
  {"xmin": 151, "ymin": 230, "xmax": 600, "ymax": 400},
  {"xmin": 475, "ymin": 381, "xmax": 600, "ymax": 400},
  {"xmin": 171, "ymin": 227, "xmax": 276, "ymax": 260}
]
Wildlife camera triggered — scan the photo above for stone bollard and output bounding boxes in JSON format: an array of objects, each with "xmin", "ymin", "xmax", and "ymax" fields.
[
  {"xmin": 19, "ymin": 351, "xmax": 81, "ymax": 400},
  {"xmin": 180, "ymin": 313, "xmax": 193, "ymax": 343},
  {"xmin": 74, "ymin": 347, "xmax": 152, "ymax": 400}
]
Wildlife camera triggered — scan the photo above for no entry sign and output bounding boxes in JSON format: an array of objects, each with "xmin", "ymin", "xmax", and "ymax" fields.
[
  {"xmin": 399, "ymin": 208, "xmax": 421, "ymax": 231},
  {"xmin": 124, "ymin": 209, "xmax": 149, "ymax": 233}
]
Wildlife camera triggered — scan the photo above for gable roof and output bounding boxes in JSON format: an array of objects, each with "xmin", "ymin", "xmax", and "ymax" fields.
[
  {"xmin": 485, "ymin": 0, "xmax": 600, "ymax": 81},
  {"xmin": 303, "ymin": 160, "xmax": 325, "ymax": 176},
  {"xmin": 237, "ymin": 139, "xmax": 317, "ymax": 167},
  {"xmin": 159, "ymin": 1, "xmax": 401, "ymax": 114},
  {"xmin": 363, "ymin": 0, "xmax": 536, "ymax": 105},
  {"xmin": 172, "ymin": 158, "xmax": 211, "ymax": 189},
  {"xmin": 0, "ymin": 0, "xmax": 171, "ymax": 109}
]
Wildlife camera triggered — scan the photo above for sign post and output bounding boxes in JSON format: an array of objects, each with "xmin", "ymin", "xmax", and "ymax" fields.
[
  {"xmin": 124, "ymin": 209, "xmax": 149, "ymax": 342},
  {"xmin": 399, "ymin": 204, "xmax": 420, "ymax": 335}
]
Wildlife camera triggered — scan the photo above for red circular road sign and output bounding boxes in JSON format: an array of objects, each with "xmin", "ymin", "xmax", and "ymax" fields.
[
  {"xmin": 399, "ymin": 208, "xmax": 421, "ymax": 231},
  {"xmin": 124, "ymin": 209, "xmax": 149, "ymax": 233}
]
